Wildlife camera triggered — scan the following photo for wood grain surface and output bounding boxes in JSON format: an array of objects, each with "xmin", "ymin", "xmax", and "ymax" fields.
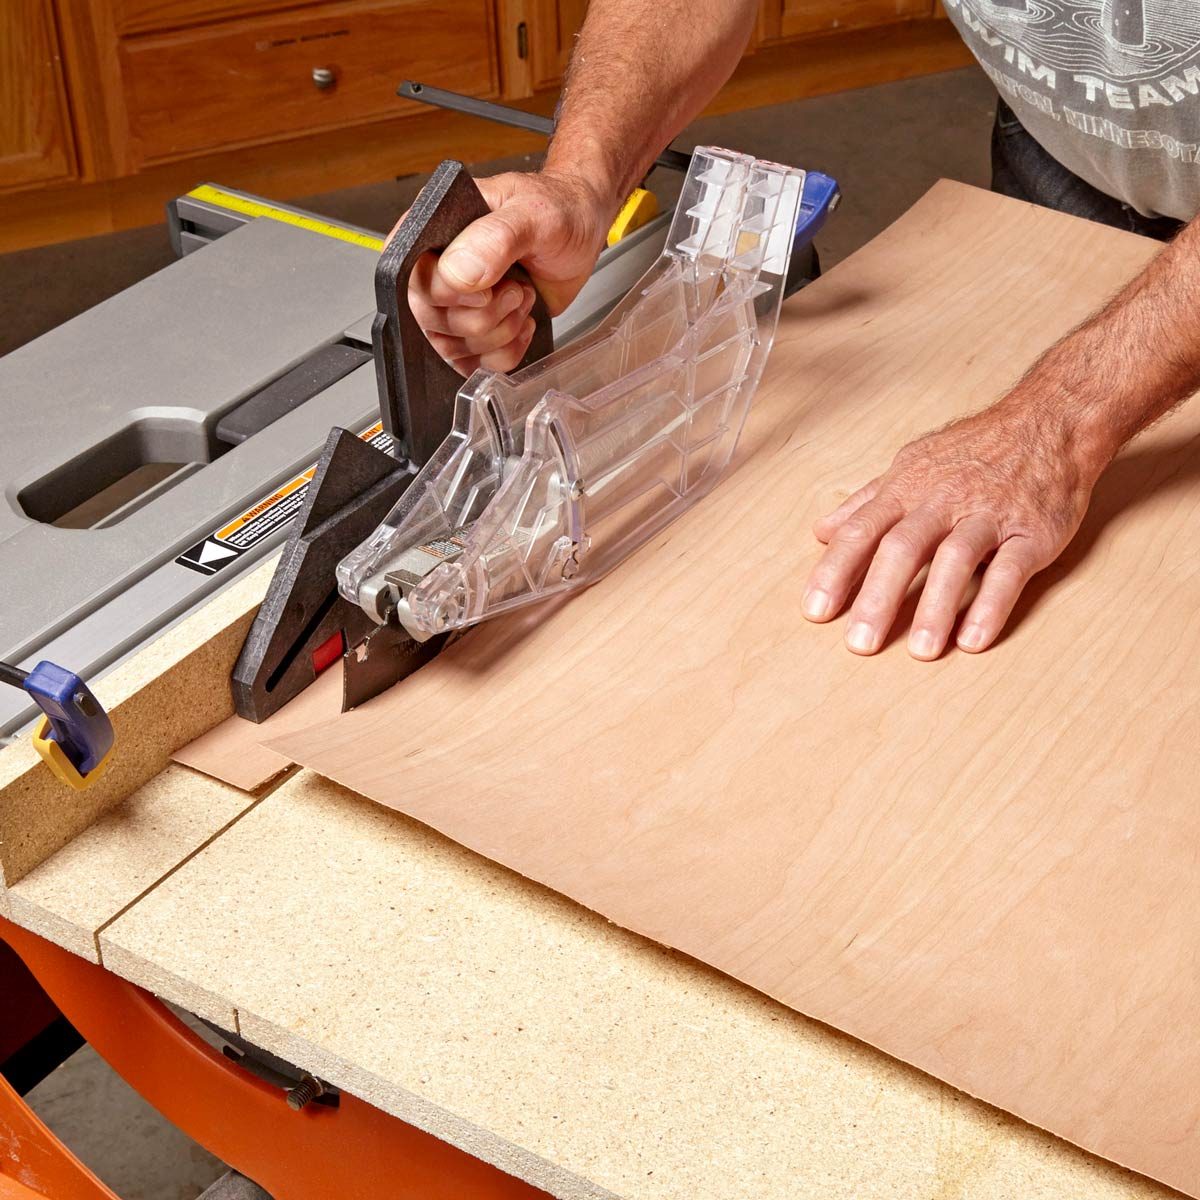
[
  {"xmin": 172, "ymin": 666, "xmax": 338, "ymax": 791},
  {"xmin": 95, "ymin": 768, "xmax": 1185, "ymax": 1200},
  {"xmin": 0, "ymin": 0, "xmax": 76, "ymax": 191},
  {"xmin": 267, "ymin": 182, "xmax": 1200, "ymax": 1197}
]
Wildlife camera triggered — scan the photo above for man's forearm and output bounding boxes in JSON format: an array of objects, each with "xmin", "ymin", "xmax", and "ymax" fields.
[
  {"xmin": 544, "ymin": 0, "xmax": 759, "ymax": 214},
  {"xmin": 1007, "ymin": 215, "xmax": 1200, "ymax": 471}
]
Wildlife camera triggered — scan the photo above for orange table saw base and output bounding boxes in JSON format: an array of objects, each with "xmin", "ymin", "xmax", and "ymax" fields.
[{"xmin": 0, "ymin": 917, "xmax": 550, "ymax": 1200}]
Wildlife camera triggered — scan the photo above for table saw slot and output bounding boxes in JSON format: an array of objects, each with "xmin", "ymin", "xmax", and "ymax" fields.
[
  {"xmin": 17, "ymin": 338, "xmax": 377, "ymax": 532},
  {"xmin": 18, "ymin": 420, "xmax": 218, "ymax": 529},
  {"xmin": 215, "ymin": 340, "xmax": 373, "ymax": 448}
]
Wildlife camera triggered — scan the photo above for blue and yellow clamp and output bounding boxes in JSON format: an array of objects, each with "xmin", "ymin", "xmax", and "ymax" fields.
[{"xmin": 0, "ymin": 660, "xmax": 115, "ymax": 790}]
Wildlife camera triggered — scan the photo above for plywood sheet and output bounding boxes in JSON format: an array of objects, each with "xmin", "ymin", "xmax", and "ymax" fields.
[
  {"xmin": 99, "ymin": 769, "xmax": 1179, "ymax": 1200},
  {"xmin": 267, "ymin": 183, "xmax": 1200, "ymax": 1197}
]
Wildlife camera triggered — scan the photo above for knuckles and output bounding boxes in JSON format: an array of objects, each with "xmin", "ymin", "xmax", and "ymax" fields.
[{"xmin": 834, "ymin": 518, "xmax": 882, "ymax": 547}]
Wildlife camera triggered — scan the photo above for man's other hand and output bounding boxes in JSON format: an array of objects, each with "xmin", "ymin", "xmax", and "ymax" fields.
[
  {"xmin": 801, "ymin": 399, "xmax": 1106, "ymax": 659},
  {"xmin": 398, "ymin": 170, "xmax": 612, "ymax": 377}
]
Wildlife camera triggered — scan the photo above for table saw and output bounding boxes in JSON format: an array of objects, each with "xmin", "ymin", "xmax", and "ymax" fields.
[
  {"xmin": 0, "ymin": 181, "xmax": 671, "ymax": 746},
  {"xmin": 0, "ymin": 171, "xmax": 1188, "ymax": 1200}
]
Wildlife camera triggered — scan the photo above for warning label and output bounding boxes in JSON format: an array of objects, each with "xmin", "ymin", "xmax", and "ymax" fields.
[{"xmin": 176, "ymin": 422, "xmax": 393, "ymax": 577}]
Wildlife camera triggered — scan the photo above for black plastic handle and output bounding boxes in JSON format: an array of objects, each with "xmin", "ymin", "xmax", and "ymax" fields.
[{"xmin": 372, "ymin": 159, "xmax": 554, "ymax": 467}]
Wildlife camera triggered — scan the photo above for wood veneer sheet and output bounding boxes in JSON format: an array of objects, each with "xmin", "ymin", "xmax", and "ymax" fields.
[
  {"xmin": 267, "ymin": 183, "xmax": 1200, "ymax": 1197},
  {"xmin": 173, "ymin": 664, "xmax": 340, "ymax": 791}
]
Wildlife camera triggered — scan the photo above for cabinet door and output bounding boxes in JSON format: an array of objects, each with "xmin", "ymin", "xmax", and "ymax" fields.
[
  {"xmin": 768, "ymin": 0, "xmax": 931, "ymax": 41},
  {"xmin": 499, "ymin": 0, "xmax": 587, "ymax": 97},
  {"xmin": 0, "ymin": 0, "xmax": 76, "ymax": 191},
  {"xmin": 530, "ymin": 0, "xmax": 586, "ymax": 90},
  {"xmin": 118, "ymin": 0, "xmax": 499, "ymax": 165}
]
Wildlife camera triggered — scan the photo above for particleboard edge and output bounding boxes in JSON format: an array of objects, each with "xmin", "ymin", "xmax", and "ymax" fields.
[
  {"xmin": 0, "ymin": 557, "xmax": 276, "ymax": 892},
  {"xmin": 236, "ymin": 1006, "xmax": 612, "ymax": 1200}
]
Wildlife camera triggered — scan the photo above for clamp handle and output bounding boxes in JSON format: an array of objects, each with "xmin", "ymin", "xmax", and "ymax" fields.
[
  {"xmin": 21, "ymin": 661, "xmax": 115, "ymax": 790},
  {"xmin": 372, "ymin": 159, "xmax": 554, "ymax": 467},
  {"xmin": 795, "ymin": 169, "xmax": 840, "ymax": 246}
]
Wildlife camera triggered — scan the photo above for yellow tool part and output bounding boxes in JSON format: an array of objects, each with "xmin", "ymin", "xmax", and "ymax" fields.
[
  {"xmin": 607, "ymin": 187, "xmax": 660, "ymax": 247},
  {"xmin": 187, "ymin": 185, "xmax": 385, "ymax": 252},
  {"xmin": 32, "ymin": 717, "xmax": 113, "ymax": 791}
]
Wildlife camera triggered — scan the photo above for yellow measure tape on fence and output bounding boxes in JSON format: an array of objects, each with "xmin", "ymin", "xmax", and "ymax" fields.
[{"xmin": 187, "ymin": 185, "xmax": 385, "ymax": 252}]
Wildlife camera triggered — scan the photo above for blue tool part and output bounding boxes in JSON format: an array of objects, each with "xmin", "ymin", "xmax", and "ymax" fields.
[
  {"xmin": 20, "ymin": 661, "xmax": 115, "ymax": 777},
  {"xmin": 794, "ymin": 170, "xmax": 840, "ymax": 248}
]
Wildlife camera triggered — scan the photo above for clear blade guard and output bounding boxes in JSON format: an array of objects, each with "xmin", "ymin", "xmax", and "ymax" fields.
[{"xmin": 338, "ymin": 147, "xmax": 808, "ymax": 639}]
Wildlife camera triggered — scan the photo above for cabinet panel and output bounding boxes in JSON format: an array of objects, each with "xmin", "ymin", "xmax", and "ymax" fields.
[
  {"xmin": 532, "ymin": 0, "xmax": 585, "ymax": 89},
  {"xmin": 0, "ymin": 0, "xmax": 76, "ymax": 191},
  {"xmin": 775, "ymin": 0, "xmax": 930, "ymax": 40},
  {"xmin": 114, "ymin": 1, "xmax": 326, "ymax": 36},
  {"xmin": 503, "ymin": 0, "xmax": 585, "ymax": 94},
  {"xmin": 119, "ymin": 0, "xmax": 498, "ymax": 165}
]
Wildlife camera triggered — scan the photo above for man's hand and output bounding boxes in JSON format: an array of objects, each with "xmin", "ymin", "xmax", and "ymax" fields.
[
  {"xmin": 801, "ymin": 397, "xmax": 1106, "ymax": 659},
  {"xmin": 396, "ymin": 0, "xmax": 760, "ymax": 377},
  {"xmin": 401, "ymin": 170, "xmax": 612, "ymax": 377}
]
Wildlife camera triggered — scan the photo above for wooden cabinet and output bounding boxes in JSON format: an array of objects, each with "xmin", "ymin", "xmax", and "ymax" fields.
[
  {"xmin": 526, "ymin": 0, "xmax": 586, "ymax": 90},
  {"xmin": 118, "ymin": 0, "xmax": 498, "ymax": 165},
  {"xmin": 113, "ymin": 0, "xmax": 324, "ymax": 36},
  {"xmin": 763, "ymin": 0, "xmax": 932, "ymax": 41},
  {"xmin": 495, "ymin": 0, "xmax": 585, "ymax": 97},
  {"xmin": 501, "ymin": 0, "xmax": 938, "ymax": 94},
  {"xmin": 0, "ymin": 0, "xmax": 76, "ymax": 191},
  {"xmin": 1, "ymin": 0, "xmax": 969, "ymax": 250}
]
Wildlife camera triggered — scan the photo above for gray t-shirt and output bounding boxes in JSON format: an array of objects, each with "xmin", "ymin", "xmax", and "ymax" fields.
[{"xmin": 944, "ymin": 0, "xmax": 1200, "ymax": 220}]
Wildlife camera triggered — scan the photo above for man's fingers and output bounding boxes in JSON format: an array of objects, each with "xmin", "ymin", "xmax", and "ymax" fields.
[
  {"xmin": 906, "ymin": 516, "xmax": 999, "ymax": 660},
  {"xmin": 957, "ymin": 541, "xmax": 1038, "ymax": 653},
  {"xmin": 442, "ymin": 318, "xmax": 537, "ymax": 378},
  {"xmin": 813, "ymin": 479, "xmax": 881, "ymax": 544},
  {"xmin": 410, "ymin": 252, "xmax": 491, "ymax": 309},
  {"xmin": 438, "ymin": 205, "xmax": 540, "ymax": 295},
  {"xmin": 428, "ymin": 283, "xmax": 533, "ymax": 339},
  {"xmin": 478, "ymin": 318, "xmax": 536, "ymax": 371},
  {"xmin": 426, "ymin": 302, "xmax": 535, "ymax": 361},
  {"xmin": 843, "ymin": 508, "xmax": 950, "ymax": 655},
  {"xmin": 409, "ymin": 264, "xmax": 525, "ymax": 337},
  {"xmin": 801, "ymin": 497, "xmax": 904, "ymax": 623}
]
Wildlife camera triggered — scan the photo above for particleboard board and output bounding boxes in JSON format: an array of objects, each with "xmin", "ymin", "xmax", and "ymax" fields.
[
  {"xmin": 172, "ymin": 665, "xmax": 340, "ymax": 791},
  {"xmin": 98, "ymin": 769, "xmax": 1179, "ymax": 1200},
  {"xmin": 264, "ymin": 183, "xmax": 1200, "ymax": 1198},
  {"xmin": 0, "ymin": 559, "xmax": 276, "ymax": 892},
  {"xmin": 6, "ymin": 765, "xmax": 259, "ymax": 966}
]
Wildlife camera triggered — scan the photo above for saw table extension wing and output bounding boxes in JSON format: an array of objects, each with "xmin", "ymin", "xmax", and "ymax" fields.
[{"xmin": 0, "ymin": 181, "xmax": 1192, "ymax": 1200}]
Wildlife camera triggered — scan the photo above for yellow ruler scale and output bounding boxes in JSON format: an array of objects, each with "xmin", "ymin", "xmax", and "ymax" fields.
[{"xmin": 187, "ymin": 185, "xmax": 385, "ymax": 252}]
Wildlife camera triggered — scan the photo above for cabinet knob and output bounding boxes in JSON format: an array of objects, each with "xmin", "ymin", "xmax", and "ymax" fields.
[{"xmin": 312, "ymin": 67, "xmax": 336, "ymax": 91}]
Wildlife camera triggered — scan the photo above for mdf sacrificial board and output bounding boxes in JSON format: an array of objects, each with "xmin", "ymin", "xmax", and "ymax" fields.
[{"xmin": 0, "ymin": 182, "xmax": 1192, "ymax": 1200}]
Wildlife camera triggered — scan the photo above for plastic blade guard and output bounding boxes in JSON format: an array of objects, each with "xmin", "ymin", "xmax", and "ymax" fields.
[{"xmin": 338, "ymin": 147, "xmax": 806, "ymax": 639}]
